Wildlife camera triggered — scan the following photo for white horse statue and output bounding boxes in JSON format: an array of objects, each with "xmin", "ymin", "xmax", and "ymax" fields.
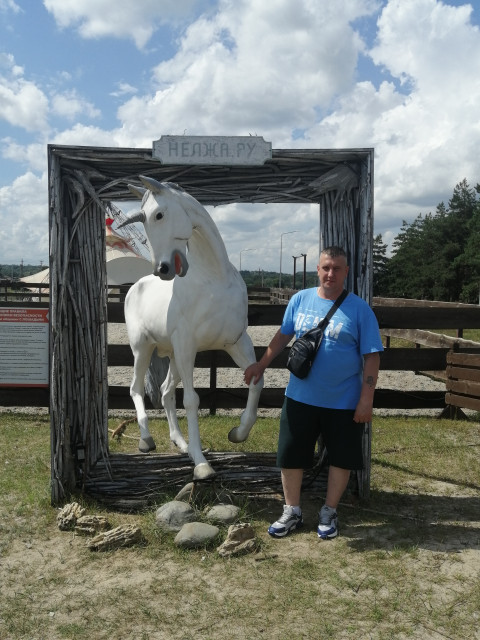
[{"xmin": 118, "ymin": 176, "xmax": 264, "ymax": 480}]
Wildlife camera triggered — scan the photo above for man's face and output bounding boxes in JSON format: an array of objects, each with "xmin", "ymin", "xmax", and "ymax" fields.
[{"xmin": 317, "ymin": 253, "xmax": 349, "ymax": 297}]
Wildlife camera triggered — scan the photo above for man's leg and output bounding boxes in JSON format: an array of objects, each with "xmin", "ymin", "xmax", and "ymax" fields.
[
  {"xmin": 325, "ymin": 465, "xmax": 351, "ymax": 510},
  {"xmin": 318, "ymin": 465, "xmax": 350, "ymax": 539},
  {"xmin": 268, "ymin": 468, "xmax": 304, "ymax": 537},
  {"xmin": 268, "ymin": 398, "xmax": 315, "ymax": 538},
  {"xmin": 281, "ymin": 468, "xmax": 304, "ymax": 506}
]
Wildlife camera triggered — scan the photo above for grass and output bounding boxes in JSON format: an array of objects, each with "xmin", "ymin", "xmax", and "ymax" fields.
[{"xmin": 0, "ymin": 411, "xmax": 479, "ymax": 639}]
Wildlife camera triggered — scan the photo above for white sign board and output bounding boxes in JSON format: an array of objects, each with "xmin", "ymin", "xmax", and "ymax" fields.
[
  {"xmin": 153, "ymin": 135, "xmax": 272, "ymax": 165},
  {"xmin": 0, "ymin": 307, "xmax": 49, "ymax": 387}
]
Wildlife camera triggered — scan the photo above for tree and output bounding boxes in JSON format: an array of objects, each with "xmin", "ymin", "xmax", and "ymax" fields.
[
  {"xmin": 372, "ymin": 234, "xmax": 389, "ymax": 296},
  {"xmin": 454, "ymin": 183, "xmax": 480, "ymax": 303},
  {"xmin": 384, "ymin": 179, "xmax": 479, "ymax": 301}
]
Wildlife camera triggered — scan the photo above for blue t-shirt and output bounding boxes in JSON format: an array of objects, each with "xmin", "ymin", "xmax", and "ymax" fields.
[{"xmin": 281, "ymin": 288, "xmax": 383, "ymax": 409}]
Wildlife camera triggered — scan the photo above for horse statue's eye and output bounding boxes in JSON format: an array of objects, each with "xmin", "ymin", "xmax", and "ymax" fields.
[{"xmin": 155, "ymin": 212, "xmax": 164, "ymax": 221}]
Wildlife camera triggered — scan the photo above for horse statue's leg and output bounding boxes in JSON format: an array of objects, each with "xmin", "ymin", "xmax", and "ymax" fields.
[
  {"xmin": 172, "ymin": 337, "xmax": 215, "ymax": 480},
  {"xmin": 130, "ymin": 343, "xmax": 157, "ymax": 453},
  {"xmin": 225, "ymin": 331, "xmax": 264, "ymax": 443},
  {"xmin": 160, "ymin": 358, "xmax": 189, "ymax": 453}
]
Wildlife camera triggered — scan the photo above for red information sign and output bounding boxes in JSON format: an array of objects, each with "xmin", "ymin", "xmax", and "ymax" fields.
[{"xmin": 0, "ymin": 307, "xmax": 49, "ymax": 387}]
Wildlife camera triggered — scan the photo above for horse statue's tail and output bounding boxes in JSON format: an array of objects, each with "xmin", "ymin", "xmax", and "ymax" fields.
[{"xmin": 145, "ymin": 350, "xmax": 169, "ymax": 409}]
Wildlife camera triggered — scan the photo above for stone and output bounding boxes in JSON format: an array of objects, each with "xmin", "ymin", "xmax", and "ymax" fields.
[
  {"xmin": 57, "ymin": 502, "xmax": 86, "ymax": 531},
  {"xmin": 174, "ymin": 522, "xmax": 220, "ymax": 549},
  {"xmin": 205, "ymin": 504, "xmax": 240, "ymax": 524},
  {"xmin": 87, "ymin": 525, "xmax": 144, "ymax": 552},
  {"xmin": 216, "ymin": 523, "xmax": 258, "ymax": 557},
  {"xmin": 74, "ymin": 515, "xmax": 111, "ymax": 536},
  {"xmin": 155, "ymin": 500, "xmax": 196, "ymax": 532}
]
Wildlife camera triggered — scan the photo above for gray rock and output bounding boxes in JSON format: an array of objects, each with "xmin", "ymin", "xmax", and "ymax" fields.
[
  {"xmin": 174, "ymin": 522, "xmax": 220, "ymax": 548},
  {"xmin": 205, "ymin": 504, "xmax": 240, "ymax": 524},
  {"xmin": 216, "ymin": 523, "xmax": 258, "ymax": 557},
  {"xmin": 155, "ymin": 500, "xmax": 196, "ymax": 532}
]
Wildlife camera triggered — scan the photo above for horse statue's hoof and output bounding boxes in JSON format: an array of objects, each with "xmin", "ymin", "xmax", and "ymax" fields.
[
  {"xmin": 227, "ymin": 426, "xmax": 247, "ymax": 443},
  {"xmin": 139, "ymin": 437, "xmax": 156, "ymax": 453},
  {"xmin": 193, "ymin": 462, "xmax": 216, "ymax": 481}
]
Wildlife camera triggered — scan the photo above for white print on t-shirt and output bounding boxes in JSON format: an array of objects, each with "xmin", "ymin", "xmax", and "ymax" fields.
[
  {"xmin": 324, "ymin": 321, "xmax": 343, "ymax": 340},
  {"xmin": 295, "ymin": 313, "xmax": 343, "ymax": 341}
]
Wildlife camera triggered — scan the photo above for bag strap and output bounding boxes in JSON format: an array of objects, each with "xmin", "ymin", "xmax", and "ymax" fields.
[
  {"xmin": 319, "ymin": 288, "xmax": 348, "ymax": 330},
  {"xmin": 304, "ymin": 289, "xmax": 349, "ymax": 348}
]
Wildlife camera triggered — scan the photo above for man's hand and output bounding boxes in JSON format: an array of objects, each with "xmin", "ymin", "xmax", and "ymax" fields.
[
  {"xmin": 244, "ymin": 329, "xmax": 294, "ymax": 387},
  {"xmin": 353, "ymin": 398, "xmax": 373, "ymax": 423},
  {"xmin": 244, "ymin": 363, "xmax": 264, "ymax": 386}
]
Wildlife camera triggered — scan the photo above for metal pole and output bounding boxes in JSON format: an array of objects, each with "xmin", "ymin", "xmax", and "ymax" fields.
[
  {"xmin": 279, "ymin": 231, "xmax": 297, "ymax": 288},
  {"xmin": 292, "ymin": 253, "xmax": 306, "ymax": 289}
]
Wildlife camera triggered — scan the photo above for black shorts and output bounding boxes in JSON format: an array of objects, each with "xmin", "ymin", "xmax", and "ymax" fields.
[{"xmin": 277, "ymin": 397, "xmax": 365, "ymax": 470}]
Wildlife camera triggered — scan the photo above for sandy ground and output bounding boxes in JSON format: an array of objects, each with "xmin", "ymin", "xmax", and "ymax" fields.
[{"xmin": 1, "ymin": 326, "xmax": 479, "ymax": 640}]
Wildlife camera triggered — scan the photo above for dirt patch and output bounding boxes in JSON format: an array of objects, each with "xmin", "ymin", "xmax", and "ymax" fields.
[
  {"xmin": 1, "ymin": 326, "xmax": 479, "ymax": 638},
  {"xmin": 2, "ymin": 482, "xmax": 479, "ymax": 640}
]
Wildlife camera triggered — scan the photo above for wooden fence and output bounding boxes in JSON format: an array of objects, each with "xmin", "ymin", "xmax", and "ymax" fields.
[
  {"xmin": 1, "ymin": 289, "xmax": 480, "ymax": 413},
  {"xmin": 446, "ymin": 352, "xmax": 480, "ymax": 412}
]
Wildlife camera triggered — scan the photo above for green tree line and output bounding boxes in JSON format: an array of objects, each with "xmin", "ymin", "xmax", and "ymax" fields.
[
  {"xmin": 374, "ymin": 179, "xmax": 480, "ymax": 303},
  {"xmin": 0, "ymin": 264, "xmax": 45, "ymax": 280},
  {"xmin": 240, "ymin": 270, "xmax": 319, "ymax": 289}
]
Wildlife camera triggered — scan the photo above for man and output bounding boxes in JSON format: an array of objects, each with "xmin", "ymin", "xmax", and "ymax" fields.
[{"xmin": 244, "ymin": 246, "xmax": 383, "ymax": 539}]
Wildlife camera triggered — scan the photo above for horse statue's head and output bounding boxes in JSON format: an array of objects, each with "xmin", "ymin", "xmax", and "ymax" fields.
[{"xmin": 118, "ymin": 176, "xmax": 192, "ymax": 280}]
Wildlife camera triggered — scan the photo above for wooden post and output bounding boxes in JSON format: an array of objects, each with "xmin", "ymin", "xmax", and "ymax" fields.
[{"xmin": 318, "ymin": 151, "xmax": 375, "ymax": 499}]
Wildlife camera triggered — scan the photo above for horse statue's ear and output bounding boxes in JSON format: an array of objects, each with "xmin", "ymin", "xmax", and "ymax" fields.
[
  {"xmin": 128, "ymin": 183, "xmax": 147, "ymax": 199},
  {"xmin": 117, "ymin": 211, "xmax": 146, "ymax": 228},
  {"xmin": 140, "ymin": 175, "xmax": 165, "ymax": 194}
]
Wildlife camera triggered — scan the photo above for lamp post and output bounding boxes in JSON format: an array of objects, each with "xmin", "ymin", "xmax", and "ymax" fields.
[
  {"xmin": 239, "ymin": 248, "xmax": 253, "ymax": 271},
  {"xmin": 279, "ymin": 231, "xmax": 298, "ymax": 289}
]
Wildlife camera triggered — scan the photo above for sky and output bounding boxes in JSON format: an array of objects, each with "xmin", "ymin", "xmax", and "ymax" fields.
[{"xmin": 1, "ymin": 0, "xmax": 479, "ymax": 275}]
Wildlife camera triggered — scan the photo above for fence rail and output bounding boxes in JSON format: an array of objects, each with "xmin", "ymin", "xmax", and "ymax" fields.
[
  {"xmin": 446, "ymin": 352, "xmax": 480, "ymax": 412},
  {"xmin": 1, "ymin": 294, "xmax": 480, "ymax": 413}
]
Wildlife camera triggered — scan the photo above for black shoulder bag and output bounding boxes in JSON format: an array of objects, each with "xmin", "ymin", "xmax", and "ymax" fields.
[{"xmin": 286, "ymin": 289, "xmax": 348, "ymax": 379}]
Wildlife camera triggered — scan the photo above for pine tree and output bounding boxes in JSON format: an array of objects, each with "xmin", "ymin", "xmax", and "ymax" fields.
[{"xmin": 372, "ymin": 234, "xmax": 389, "ymax": 296}]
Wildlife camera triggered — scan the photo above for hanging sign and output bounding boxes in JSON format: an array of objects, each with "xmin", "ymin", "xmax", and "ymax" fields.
[
  {"xmin": 0, "ymin": 307, "xmax": 49, "ymax": 387},
  {"xmin": 153, "ymin": 135, "xmax": 272, "ymax": 165}
]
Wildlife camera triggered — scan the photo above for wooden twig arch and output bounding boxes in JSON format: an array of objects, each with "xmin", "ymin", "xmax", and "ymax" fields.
[{"xmin": 48, "ymin": 144, "xmax": 374, "ymax": 503}]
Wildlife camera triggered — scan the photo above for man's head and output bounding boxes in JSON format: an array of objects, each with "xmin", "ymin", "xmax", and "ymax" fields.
[{"xmin": 317, "ymin": 246, "xmax": 349, "ymax": 299}]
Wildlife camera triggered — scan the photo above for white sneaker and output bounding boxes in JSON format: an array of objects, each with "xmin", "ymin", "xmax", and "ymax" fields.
[
  {"xmin": 317, "ymin": 505, "xmax": 338, "ymax": 539},
  {"xmin": 268, "ymin": 505, "xmax": 303, "ymax": 538}
]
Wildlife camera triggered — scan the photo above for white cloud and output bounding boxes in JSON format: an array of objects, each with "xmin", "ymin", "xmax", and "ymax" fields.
[
  {"xmin": 0, "ymin": 172, "xmax": 49, "ymax": 263},
  {"xmin": 368, "ymin": 0, "xmax": 480, "ymax": 229},
  {"xmin": 51, "ymin": 123, "xmax": 119, "ymax": 147},
  {"xmin": 117, "ymin": 0, "xmax": 378, "ymax": 143},
  {"xmin": 2, "ymin": 0, "xmax": 480, "ymax": 268},
  {"xmin": 43, "ymin": 0, "xmax": 204, "ymax": 48},
  {"xmin": 290, "ymin": 0, "xmax": 480, "ymax": 242},
  {"xmin": 0, "ymin": 0, "xmax": 21, "ymax": 13},
  {"xmin": 110, "ymin": 82, "xmax": 138, "ymax": 98},
  {"xmin": 51, "ymin": 90, "xmax": 101, "ymax": 121},
  {"xmin": 209, "ymin": 201, "xmax": 321, "ymax": 273},
  {"xmin": 1, "ymin": 139, "xmax": 47, "ymax": 173},
  {"xmin": 0, "ymin": 55, "xmax": 49, "ymax": 131}
]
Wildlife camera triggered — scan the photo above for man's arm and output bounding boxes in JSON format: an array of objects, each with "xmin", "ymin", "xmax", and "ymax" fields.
[
  {"xmin": 244, "ymin": 328, "xmax": 294, "ymax": 385},
  {"xmin": 354, "ymin": 351, "xmax": 380, "ymax": 423}
]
